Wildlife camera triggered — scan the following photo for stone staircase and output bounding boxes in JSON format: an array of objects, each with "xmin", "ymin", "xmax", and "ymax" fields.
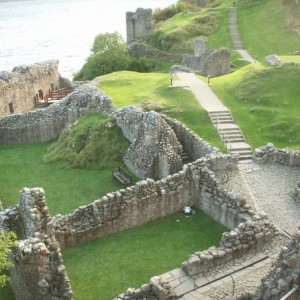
[
  {"xmin": 209, "ymin": 111, "xmax": 253, "ymax": 161},
  {"xmin": 229, "ymin": 7, "xmax": 244, "ymax": 50}
]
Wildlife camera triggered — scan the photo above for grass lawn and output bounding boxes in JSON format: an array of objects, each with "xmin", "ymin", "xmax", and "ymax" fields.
[
  {"xmin": 237, "ymin": 0, "xmax": 300, "ymax": 61},
  {"xmin": 0, "ymin": 114, "xmax": 133, "ymax": 215},
  {"xmin": 99, "ymin": 71, "xmax": 225, "ymax": 151},
  {"xmin": 209, "ymin": 63, "xmax": 300, "ymax": 149},
  {"xmin": 62, "ymin": 209, "xmax": 227, "ymax": 300}
]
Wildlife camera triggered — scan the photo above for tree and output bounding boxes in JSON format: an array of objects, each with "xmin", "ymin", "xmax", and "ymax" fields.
[
  {"xmin": 0, "ymin": 232, "xmax": 16, "ymax": 288},
  {"xmin": 74, "ymin": 32, "xmax": 130, "ymax": 81}
]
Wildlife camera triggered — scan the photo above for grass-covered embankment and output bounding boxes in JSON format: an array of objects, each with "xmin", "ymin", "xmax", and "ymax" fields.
[{"xmin": 210, "ymin": 63, "xmax": 300, "ymax": 149}]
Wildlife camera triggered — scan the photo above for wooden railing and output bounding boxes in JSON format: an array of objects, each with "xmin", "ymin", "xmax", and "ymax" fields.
[{"xmin": 34, "ymin": 87, "xmax": 73, "ymax": 107}]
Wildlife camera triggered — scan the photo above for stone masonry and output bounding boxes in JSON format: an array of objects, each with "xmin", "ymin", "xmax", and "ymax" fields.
[
  {"xmin": 0, "ymin": 188, "xmax": 73, "ymax": 300},
  {"xmin": 182, "ymin": 37, "xmax": 231, "ymax": 77},
  {"xmin": 0, "ymin": 83, "xmax": 115, "ymax": 143},
  {"xmin": 0, "ymin": 60, "xmax": 64, "ymax": 116},
  {"xmin": 126, "ymin": 8, "xmax": 154, "ymax": 43},
  {"xmin": 254, "ymin": 228, "xmax": 300, "ymax": 299},
  {"xmin": 114, "ymin": 107, "xmax": 183, "ymax": 179}
]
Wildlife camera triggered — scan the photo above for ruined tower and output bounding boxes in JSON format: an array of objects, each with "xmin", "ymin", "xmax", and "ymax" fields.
[{"xmin": 126, "ymin": 8, "xmax": 153, "ymax": 43}]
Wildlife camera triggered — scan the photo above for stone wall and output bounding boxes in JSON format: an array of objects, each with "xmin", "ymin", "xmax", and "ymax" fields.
[
  {"xmin": 128, "ymin": 42, "xmax": 183, "ymax": 63},
  {"xmin": 0, "ymin": 60, "xmax": 63, "ymax": 116},
  {"xmin": 254, "ymin": 228, "xmax": 300, "ymax": 300},
  {"xmin": 114, "ymin": 107, "xmax": 183, "ymax": 179},
  {"xmin": 2, "ymin": 188, "xmax": 73, "ymax": 300},
  {"xmin": 182, "ymin": 219, "xmax": 277, "ymax": 276},
  {"xmin": 51, "ymin": 154, "xmax": 256, "ymax": 249},
  {"xmin": 126, "ymin": 8, "xmax": 154, "ymax": 43},
  {"xmin": 254, "ymin": 143, "xmax": 300, "ymax": 167},
  {"xmin": 0, "ymin": 83, "xmax": 115, "ymax": 144},
  {"xmin": 182, "ymin": 42, "xmax": 231, "ymax": 77},
  {"xmin": 128, "ymin": 40, "xmax": 231, "ymax": 77},
  {"xmin": 163, "ymin": 116, "xmax": 219, "ymax": 161},
  {"xmin": 117, "ymin": 276, "xmax": 173, "ymax": 300}
]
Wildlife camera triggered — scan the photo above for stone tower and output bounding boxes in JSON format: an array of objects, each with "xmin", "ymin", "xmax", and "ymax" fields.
[{"xmin": 126, "ymin": 8, "xmax": 153, "ymax": 43}]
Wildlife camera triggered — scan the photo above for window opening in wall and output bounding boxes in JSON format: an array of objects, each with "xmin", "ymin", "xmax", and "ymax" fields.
[{"xmin": 9, "ymin": 102, "xmax": 14, "ymax": 114}]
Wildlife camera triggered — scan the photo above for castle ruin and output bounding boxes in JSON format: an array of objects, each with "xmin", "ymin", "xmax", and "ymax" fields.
[
  {"xmin": 0, "ymin": 60, "xmax": 70, "ymax": 116},
  {"xmin": 126, "ymin": 8, "xmax": 154, "ymax": 43},
  {"xmin": 0, "ymin": 62, "xmax": 299, "ymax": 299}
]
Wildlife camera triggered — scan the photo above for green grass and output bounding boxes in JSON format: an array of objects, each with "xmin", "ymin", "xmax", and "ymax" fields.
[
  {"xmin": 237, "ymin": 0, "xmax": 300, "ymax": 61},
  {"xmin": 44, "ymin": 114, "xmax": 130, "ymax": 170},
  {"xmin": 0, "ymin": 114, "xmax": 132, "ymax": 215},
  {"xmin": 99, "ymin": 71, "xmax": 225, "ymax": 150},
  {"xmin": 62, "ymin": 209, "xmax": 227, "ymax": 300},
  {"xmin": 210, "ymin": 63, "xmax": 300, "ymax": 149}
]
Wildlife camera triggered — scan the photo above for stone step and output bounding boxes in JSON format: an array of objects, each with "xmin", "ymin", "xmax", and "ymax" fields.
[{"xmin": 209, "ymin": 110, "xmax": 230, "ymax": 115}]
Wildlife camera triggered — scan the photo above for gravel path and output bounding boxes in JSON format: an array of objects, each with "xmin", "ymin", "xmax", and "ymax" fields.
[{"xmin": 223, "ymin": 161, "xmax": 300, "ymax": 236}]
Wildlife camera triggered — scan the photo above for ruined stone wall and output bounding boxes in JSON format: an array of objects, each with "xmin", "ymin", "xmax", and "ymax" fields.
[
  {"xmin": 183, "ymin": 219, "xmax": 278, "ymax": 276},
  {"xmin": 2, "ymin": 188, "xmax": 73, "ymax": 300},
  {"xmin": 0, "ymin": 60, "xmax": 61, "ymax": 116},
  {"xmin": 163, "ymin": 116, "xmax": 219, "ymax": 161},
  {"xmin": 52, "ymin": 154, "xmax": 255, "ymax": 249},
  {"xmin": 126, "ymin": 8, "xmax": 153, "ymax": 43},
  {"xmin": 254, "ymin": 143, "xmax": 300, "ymax": 167},
  {"xmin": 114, "ymin": 107, "xmax": 183, "ymax": 179},
  {"xmin": 254, "ymin": 229, "xmax": 300, "ymax": 300},
  {"xmin": 0, "ymin": 84, "xmax": 116, "ymax": 144},
  {"xmin": 117, "ymin": 276, "xmax": 172, "ymax": 300},
  {"xmin": 182, "ymin": 47, "xmax": 231, "ymax": 77},
  {"xmin": 128, "ymin": 42, "xmax": 183, "ymax": 63}
]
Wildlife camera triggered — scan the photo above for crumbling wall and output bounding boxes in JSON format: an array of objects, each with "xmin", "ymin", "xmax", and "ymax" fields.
[
  {"xmin": 183, "ymin": 219, "xmax": 278, "ymax": 276},
  {"xmin": 254, "ymin": 143, "xmax": 300, "ymax": 167},
  {"xmin": 117, "ymin": 276, "xmax": 173, "ymax": 300},
  {"xmin": 2, "ymin": 188, "xmax": 73, "ymax": 300},
  {"xmin": 126, "ymin": 8, "xmax": 153, "ymax": 43},
  {"xmin": 254, "ymin": 228, "xmax": 300, "ymax": 300},
  {"xmin": 128, "ymin": 42, "xmax": 183, "ymax": 63},
  {"xmin": 163, "ymin": 116, "xmax": 219, "ymax": 161},
  {"xmin": 52, "ymin": 154, "xmax": 255, "ymax": 249},
  {"xmin": 0, "ymin": 83, "xmax": 116, "ymax": 144},
  {"xmin": 0, "ymin": 60, "xmax": 61, "ymax": 116},
  {"xmin": 114, "ymin": 107, "xmax": 183, "ymax": 179}
]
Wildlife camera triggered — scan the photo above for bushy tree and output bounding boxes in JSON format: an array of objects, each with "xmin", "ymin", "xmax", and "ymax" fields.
[
  {"xmin": 74, "ymin": 32, "xmax": 129, "ymax": 81},
  {"xmin": 0, "ymin": 232, "xmax": 16, "ymax": 288}
]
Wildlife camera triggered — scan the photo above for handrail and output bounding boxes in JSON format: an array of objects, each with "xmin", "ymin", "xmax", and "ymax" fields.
[{"xmin": 280, "ymin": 285, "xmax": 298, "ymax": 300}]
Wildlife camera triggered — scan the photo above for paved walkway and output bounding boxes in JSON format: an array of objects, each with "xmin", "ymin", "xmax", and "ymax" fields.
[
  {"xmin": 158, "ymin": 234, "xmax": 287, "ymax": 299},
  {"xmin": 173, "ymin": 73, "xmax": 253, "ymax": 161},
  {"xmin": 229, "ymin": 6, "xmax": 256, "ymax": 63}
]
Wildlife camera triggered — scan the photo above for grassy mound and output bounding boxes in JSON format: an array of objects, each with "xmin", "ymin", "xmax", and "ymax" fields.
[
  {"xmin": 44, "ymin": 114, "xmax": 130, "ymax": 170},
  {"xmin": 210, "ymin": 63, "xmax": 300, "ymax": 149}
]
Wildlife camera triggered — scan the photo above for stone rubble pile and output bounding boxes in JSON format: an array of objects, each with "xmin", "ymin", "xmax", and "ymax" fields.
[{"xmin": 264, "ymin": 54, "xmax": 282, "ymax": 66}]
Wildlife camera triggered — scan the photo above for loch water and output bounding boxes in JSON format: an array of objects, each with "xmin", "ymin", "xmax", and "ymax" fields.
[{"xmin": 0, "ymin": 0, "xmax": 175, "ymax": 79}]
